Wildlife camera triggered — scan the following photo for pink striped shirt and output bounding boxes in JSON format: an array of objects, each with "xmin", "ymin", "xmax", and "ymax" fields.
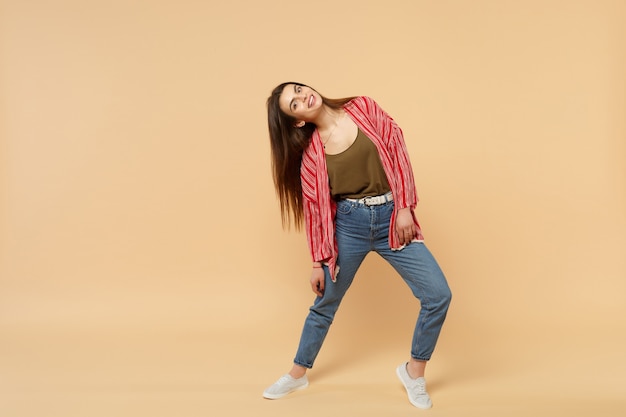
[{"xmin": 301, "ymin": 96, "xmax": 423, "ymax": 281}]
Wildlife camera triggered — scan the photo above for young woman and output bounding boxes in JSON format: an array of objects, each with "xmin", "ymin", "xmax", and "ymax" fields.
[{"xmin": 263, "ymin": 82, "xmax": 452, "ymax": 409}]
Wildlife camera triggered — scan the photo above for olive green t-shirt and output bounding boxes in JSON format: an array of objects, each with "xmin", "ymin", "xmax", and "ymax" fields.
[{"xmin": 325, "ymin": 128, "xmax": 391, "ymax": 200}]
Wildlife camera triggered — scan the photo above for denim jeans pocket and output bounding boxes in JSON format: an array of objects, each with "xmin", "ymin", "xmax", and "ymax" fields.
[{"xmin": 336, "ymin": 200, "xmax": 354, "ymax": 215}]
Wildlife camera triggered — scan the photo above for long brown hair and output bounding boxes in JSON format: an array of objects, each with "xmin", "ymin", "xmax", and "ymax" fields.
[{"xmin": 267, "ymin": 82, "xmax": 355, "ymax": 230}]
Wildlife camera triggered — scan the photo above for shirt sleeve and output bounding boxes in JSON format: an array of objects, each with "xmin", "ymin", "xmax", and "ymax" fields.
[
  {"xmin": 301, "ymin": 151, "xmax": 332, "ymax": 263},
  {"xmin": 302, "ymin": 199, "xmax": 321, "ymax": 261},
  {"xmin": 365, "ymin": 96, "xmax": 418, "ymax": 210}
]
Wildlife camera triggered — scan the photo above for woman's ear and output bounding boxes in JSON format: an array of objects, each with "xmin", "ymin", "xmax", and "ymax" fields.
[{"xmin": 295, "ymin": 120, "xmax": 305, "ymax": 128}]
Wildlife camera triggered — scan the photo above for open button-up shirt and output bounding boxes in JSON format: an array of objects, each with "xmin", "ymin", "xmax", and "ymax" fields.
[{"xmin": 300, "ymin": 96, "xmax": 424, "ymax": 282}]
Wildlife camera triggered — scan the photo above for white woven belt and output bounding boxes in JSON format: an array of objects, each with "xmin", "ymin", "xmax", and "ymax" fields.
[{"xmin": 346, "ymin": 192, "xmax": 393, "ymax": 206}]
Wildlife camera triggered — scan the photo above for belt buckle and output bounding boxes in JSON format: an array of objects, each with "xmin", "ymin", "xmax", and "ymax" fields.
[{"xmin": 364, "ymin": 196, "xmax": 378, "ymax": 206}]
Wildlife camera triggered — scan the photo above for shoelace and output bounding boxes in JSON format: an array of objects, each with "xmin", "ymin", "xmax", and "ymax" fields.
[
  {"xmin": 277, "ymin": 375, "xmax": 293, "ymax": 384},
  {"xmin": 409, "ymin": 379, "xmax": 426, "ymax": 394}
]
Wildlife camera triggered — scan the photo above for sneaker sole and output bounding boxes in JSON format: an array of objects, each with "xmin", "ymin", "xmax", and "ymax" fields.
[{"xmin": 262, "ymin": 381, "xmax": 309, "ymax": 400}]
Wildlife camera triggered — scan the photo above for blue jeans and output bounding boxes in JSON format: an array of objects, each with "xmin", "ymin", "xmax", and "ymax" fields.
[{"xmin": 293, "ymin": 199, "xmax": 452, "ymax": 368}]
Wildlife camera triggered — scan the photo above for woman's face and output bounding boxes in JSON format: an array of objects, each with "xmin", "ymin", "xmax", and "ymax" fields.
[{"xmin": 278, "ymin": 84, "xmax": 323, "ymax": 124}]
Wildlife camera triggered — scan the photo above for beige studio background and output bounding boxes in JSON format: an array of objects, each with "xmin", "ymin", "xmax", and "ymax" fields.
[{"xmin": 1, "ymin": 1, "xmax": 625, "ymax": 416}]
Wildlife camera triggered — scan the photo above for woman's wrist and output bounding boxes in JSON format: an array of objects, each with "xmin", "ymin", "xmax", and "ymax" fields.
[{"xmin": 312, "ymin": 262, "xmax": 323, "ymax": 269}]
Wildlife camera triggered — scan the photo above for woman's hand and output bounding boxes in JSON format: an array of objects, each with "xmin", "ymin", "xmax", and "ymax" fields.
[
  {"xmin": 396, "ymin": 207, "xmax": 417, "ymax": 246},
  {"xmin": 310, "ymin": 266, "xmax": 325, "ymax": 297}
]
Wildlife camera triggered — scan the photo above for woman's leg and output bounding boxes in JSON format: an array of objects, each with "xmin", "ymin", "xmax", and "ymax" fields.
[
  {"xmin": 379, "ymin": 237, "xmax": 450, "ymax": 409},
  {"xmin": 293, "ymin": 201, "xmax": 372, "ymax": 369},
  {"xmin": 378, "ymin": 241, "xmax": 452, "ymax": 366},
  {"xmin": 264, "ymin": 228, "xmax": 369, "ymax": 399},
  {"xmin": 291, "ymin": 260, "xmax": 362, "ymax": 369}
]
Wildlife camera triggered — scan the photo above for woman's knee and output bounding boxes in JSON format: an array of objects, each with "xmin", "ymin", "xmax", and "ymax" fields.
[
  {"xmin": 431, "ymin": 285, "xmax": 452, "ymax": 310},
  {"xmin": 309, "ymin": 295, "xmax": 342, "ymax": 323},
  {"xmin": 442, "ymin": 287, "xmax": 452, "ymax": 307}
]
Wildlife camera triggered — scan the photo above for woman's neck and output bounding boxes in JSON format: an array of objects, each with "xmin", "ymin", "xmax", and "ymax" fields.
[{"xmin": 314, "ymin": 106, "xmax": 344, "ymax": 132}]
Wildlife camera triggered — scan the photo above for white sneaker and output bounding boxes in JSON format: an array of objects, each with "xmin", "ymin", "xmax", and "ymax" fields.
[
  {"xmin": 263, "ymin": 374, "xmax": 309, "ymax": 399},
  {"xmin": 396, "ymin": 363, "xmax": 433, "ymax": 409}
]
